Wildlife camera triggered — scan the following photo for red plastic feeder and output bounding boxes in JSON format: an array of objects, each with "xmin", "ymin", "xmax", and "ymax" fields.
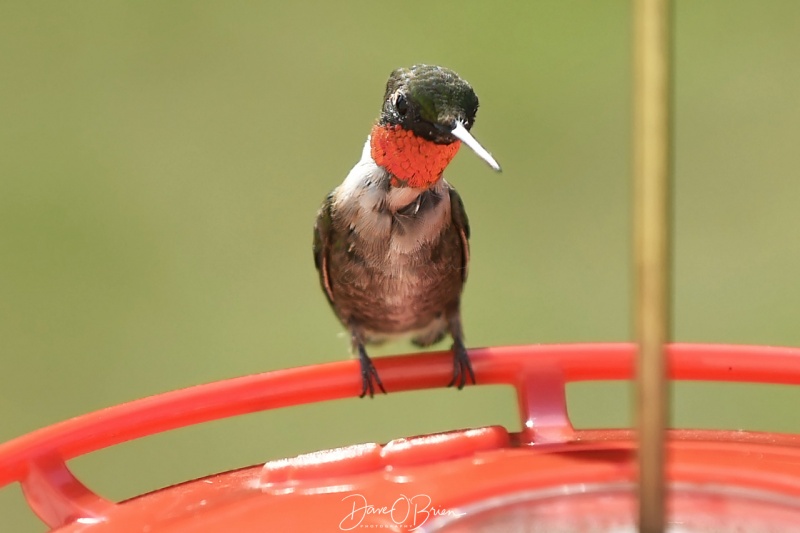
[{"xmin": 2, "ymin": 343, "xmax": 800, "ymax": 531}]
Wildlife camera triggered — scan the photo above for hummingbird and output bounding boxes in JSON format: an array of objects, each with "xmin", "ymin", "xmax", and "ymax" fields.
[{"xmin": 313, "ymin": 64, "xmax": 500, "ymax": 398}]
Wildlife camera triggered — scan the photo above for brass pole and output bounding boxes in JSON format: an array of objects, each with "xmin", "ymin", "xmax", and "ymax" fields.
[{"xmin": 633, "ymin": 0, "xmax": 672, "ymax": 532}]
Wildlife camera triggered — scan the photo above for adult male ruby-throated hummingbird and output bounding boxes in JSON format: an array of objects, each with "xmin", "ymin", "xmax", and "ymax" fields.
[{"xmin": 313, "ymin": 64, "xmax": 500, "ymax": 398}]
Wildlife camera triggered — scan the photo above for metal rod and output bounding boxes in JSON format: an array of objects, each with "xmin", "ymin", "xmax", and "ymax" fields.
[{"xmin": 633, "ymin": 0, "xmax": 672, "ymax": 531}]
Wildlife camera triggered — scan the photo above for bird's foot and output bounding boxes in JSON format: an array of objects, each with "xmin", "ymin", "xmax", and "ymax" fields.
[
  {"xmin": 447, "ymin": 338, "xmax": 476, "ymax": 389},
  {"xmin": 358, "ymin": 345, "xmax": 386, "ymax": 398}
]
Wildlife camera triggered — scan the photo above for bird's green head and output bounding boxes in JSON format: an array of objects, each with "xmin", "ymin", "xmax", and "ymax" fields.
[
  {"xmin": 379, "ymin": 64, "xmax": 480, "ymax": 144},
  {"xmin": 369, "ymin": 65, "xmax": 500, "ymax": 186}
]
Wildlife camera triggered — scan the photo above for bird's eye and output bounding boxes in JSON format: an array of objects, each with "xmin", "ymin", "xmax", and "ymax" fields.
[{"xmin": 395, "ymin": 93, "xmax": 408, "ymax": 116}]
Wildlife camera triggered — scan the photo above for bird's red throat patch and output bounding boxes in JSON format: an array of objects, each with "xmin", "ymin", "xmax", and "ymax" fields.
[{"xmin": 370, "ymin": 124, "xmax": 461, "ymax": 188}]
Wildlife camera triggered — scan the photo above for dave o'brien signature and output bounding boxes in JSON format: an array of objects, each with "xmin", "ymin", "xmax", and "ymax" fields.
[{"xmin": 339, "ymin": 493, "xmax": 465, "ymax": 530}]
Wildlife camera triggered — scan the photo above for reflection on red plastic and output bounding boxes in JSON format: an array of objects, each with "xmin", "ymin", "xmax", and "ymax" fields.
[{"xmin": 1, "ymin": 343, "xmax": 800, "ymax": 531}]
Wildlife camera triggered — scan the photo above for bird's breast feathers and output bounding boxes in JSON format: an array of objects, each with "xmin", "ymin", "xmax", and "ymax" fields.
[{"xmin": 334, "ymin": 138, "xmax": 454, "ymax": 258}]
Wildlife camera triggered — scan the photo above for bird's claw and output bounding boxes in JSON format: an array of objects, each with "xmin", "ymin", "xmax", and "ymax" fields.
[
  {"xmin": 358, "ymin": 346, "xmax": 386, "ymax": 398},
  {"xmin": 447, "ymin": 339, "xmax": 476, "ymax": 389}
]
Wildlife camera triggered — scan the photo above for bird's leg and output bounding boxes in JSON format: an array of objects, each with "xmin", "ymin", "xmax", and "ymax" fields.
[
  {"xmin": 447, "ymin": 312, "xmax": 475, "ymax": 389},
  {"xmin": 351, "ymin": 329, "xmax": 386, "ymax": 398}
]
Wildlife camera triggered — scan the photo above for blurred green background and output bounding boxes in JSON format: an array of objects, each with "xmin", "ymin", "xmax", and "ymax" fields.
[{"xmin": 2, "ymin": 1, "xmax": 799, "ymax": 530}]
